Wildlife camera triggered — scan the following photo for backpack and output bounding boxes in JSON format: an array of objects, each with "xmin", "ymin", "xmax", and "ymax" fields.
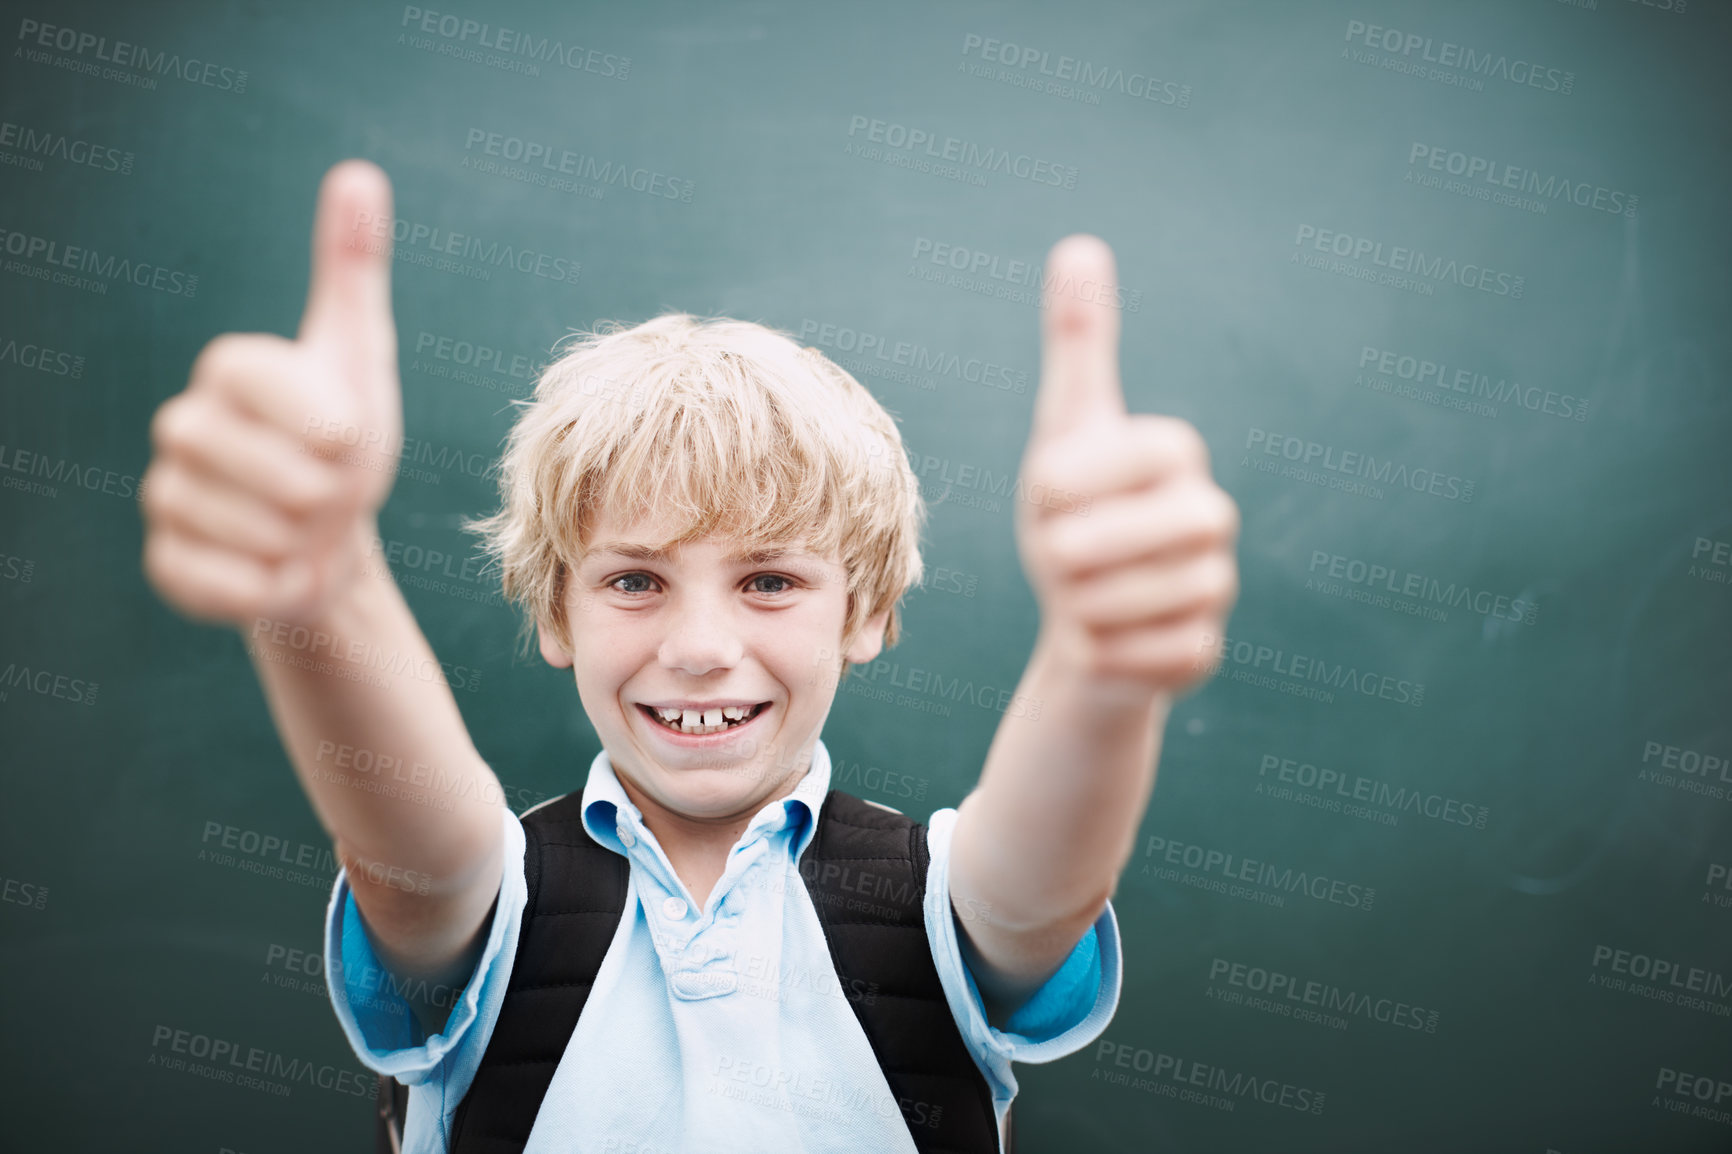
[{"xmin": 372, "ymin": 788, "xmax": 1014, "ymax": 1154}]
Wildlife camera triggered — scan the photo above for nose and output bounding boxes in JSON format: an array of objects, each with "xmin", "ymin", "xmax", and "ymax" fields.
[{"xmin": 655, "ymin": 589, "xmax": 745, "ymax": 677}]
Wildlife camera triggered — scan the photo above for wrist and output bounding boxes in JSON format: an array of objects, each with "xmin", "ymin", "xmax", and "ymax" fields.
[
  {"xmin": 240, "ymin": 516, "xmax": 395, "ymax": 650},
  {"xmin": 1031, "ymin": 624, "xmax": 1173, "ymax": 720}
]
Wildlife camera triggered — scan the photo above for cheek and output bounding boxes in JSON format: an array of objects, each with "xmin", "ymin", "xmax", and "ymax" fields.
[
  {"xmin": 773, "ymin": 640, "xmax": 843, "ymax": 700},
  {"xmin": 568, "ymin": 633, "xmax": 640, "ymax": 710}
]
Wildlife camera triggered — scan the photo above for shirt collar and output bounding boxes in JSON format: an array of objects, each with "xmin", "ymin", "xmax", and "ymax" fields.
[{"xmin": 579, "ymin": 736, "xmax": 833, "ymax": 861}]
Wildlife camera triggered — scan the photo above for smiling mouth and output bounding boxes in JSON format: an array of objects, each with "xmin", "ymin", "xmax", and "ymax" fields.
[{"xmin": 637, "ymin": 702, "xmax": 770, "ymax": 736}]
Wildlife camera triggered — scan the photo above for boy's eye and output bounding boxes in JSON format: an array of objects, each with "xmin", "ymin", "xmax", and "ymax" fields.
[{"xmin": 607, "ymin": 573, "xmax": 797, "ymax": 596}]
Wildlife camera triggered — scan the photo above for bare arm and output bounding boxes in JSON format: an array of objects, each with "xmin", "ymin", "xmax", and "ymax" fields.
[
  {"xmin": 245, "ymin": 514, "xmax": 504, "ymax": 1023},
  {"xmin": 139, "ymin": 162, "xmax": 506, "ymax": 1032},
  {"xmin": 950, "ymin": 637, "xmax": 1168, "ymax": 1025},
  {"xmin": 948, "ymin": 235, "xmax": 1239, "ymax": 1027}
]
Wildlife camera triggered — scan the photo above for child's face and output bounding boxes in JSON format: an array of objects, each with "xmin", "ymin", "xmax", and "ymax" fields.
[{"xmin": 539, "ymin": 508, "xmax": 890, "ymax": 827}]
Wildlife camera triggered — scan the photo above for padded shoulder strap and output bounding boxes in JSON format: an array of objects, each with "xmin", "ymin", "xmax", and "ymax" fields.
[
  {"xmin": 801, "ymin": 789, "xmax": 1000, "ymax": 1154},
  {"xmin": 448, "ymin": 792, "xmax": 630, "ymax": 1154},
  {"xmin": 440, "ymin": 789, "xmax": 1002, "ymax": 1154}
]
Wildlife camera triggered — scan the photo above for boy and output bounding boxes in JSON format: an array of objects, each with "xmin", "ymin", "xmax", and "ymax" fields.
[{"xmin": 140, "ymin": 160, "xmax": 1239, "ymax": 1152}]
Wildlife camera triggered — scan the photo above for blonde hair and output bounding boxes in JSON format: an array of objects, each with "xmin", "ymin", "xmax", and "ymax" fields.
[{"xmin": 462, "ymin": 313, "xmax": 928, "ymax": 681}]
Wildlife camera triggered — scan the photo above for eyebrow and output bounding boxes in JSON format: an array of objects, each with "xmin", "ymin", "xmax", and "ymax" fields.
[{"xmin": 587, "ymin": 542, "xmax": 826, "ymax": 568}]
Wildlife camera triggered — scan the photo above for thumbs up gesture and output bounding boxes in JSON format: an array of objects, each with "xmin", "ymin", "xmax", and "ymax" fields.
[
  {"xmin": 1014, "ymin": 236, "xmax": 1240, "ymax": 696},
  {"xmin": 141, "ymin": 160, "xmax": 403, "ymax": 628}
]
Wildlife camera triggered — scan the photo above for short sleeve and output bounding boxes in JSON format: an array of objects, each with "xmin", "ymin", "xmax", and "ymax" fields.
[
  {"xmin": 322, "ymin": 804, "xmax": 529, "ymax": 1101},
  {"xmin": 921, "ymin": 806, "xmax": 1123, "ymax": 1114}
]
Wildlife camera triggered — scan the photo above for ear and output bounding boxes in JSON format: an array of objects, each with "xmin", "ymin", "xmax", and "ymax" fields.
[
  {"xmin": 842, "ymin": 606, "xmax": 893, "ymax": 665},
  {"xmin": 537, "ymin": 617, "xmax": 574, "ymax": 669}
]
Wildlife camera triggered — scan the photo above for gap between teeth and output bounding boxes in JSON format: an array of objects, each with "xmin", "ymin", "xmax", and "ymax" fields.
[{"xmin": 652, "ymin": 705, "xmax": 759, "ymax": 733}]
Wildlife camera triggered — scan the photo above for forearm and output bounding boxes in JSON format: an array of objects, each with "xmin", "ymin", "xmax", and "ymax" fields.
[
  {"xmin": 241, "ymin": 516, "xmax": 503, "ymax": 893},
  {"xmin": 954, "ymin": 626, "xmax": 1170, "ymax": 937}
]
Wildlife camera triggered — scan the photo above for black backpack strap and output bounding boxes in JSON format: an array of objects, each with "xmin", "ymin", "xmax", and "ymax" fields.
[
  {"xmin": 447, "ymin": 791, "xmax": 630, "ymax": 1154},
  {"xmin": 374, "ymin": 1070, "xmax": 407, "ymax": 1154},
  {"xmin": 397, "ymin": 787, "xmax": 1003, "ymax": 1154},
  {"xmin": 800, "ymin": 789, "xmax": 1000, "ymax": 1154}
]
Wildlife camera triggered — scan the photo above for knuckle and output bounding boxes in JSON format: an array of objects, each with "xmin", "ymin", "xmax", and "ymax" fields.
[
  {"xmin": 143, "ymin": 533, "xmax": 197, "ymax": 611},
  {"xmin": 1204, "ymin": 553, "xmax": 1239, "ymax": 604},
  {"xmin": 1042, "ymin": 526, "xmax": 1083, "ymax": 574},
  {"xmin": 1179, "ymin": 423, "xmax": 1210, "ymax": 470},
  {"xmin": 150, "ymin": 395, "xmax": 195, "ymax": 453},
  {"xmin": 191, "ymin": 332, "xmax": 290, "ymax": 398},
  {"xmin": 1203, "ymin": 487, "xmax": 1240, "ymax": 539},
  {"xmin": 140, "ymin": 461, "xmax": 181, "ymax": 520},
  {"xmin": 285, "ymin": 465, "xmax": 349, "ymax": 518},
  {"xmin": 190, "ymin": 332, "xmax": 245, "ymax": 383},
  {"xmin": 1218, "ymin": 491, "xmax": 1242, "ymax": 538},
  {"xmin": 1024, "ymin": 441, "xmax": 1082, "ymax": 495},
  {"xmin": 1158, "ymin": 418, "xmax": 1208, "ymax": 471}
]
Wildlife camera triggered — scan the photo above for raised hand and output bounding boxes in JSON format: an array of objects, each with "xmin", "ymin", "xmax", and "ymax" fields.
[
  {"xmin": 141, "ymin": 159, "xmax": 404, "ymax": 628},
  {"xmin": 1014, "ymin": 235, "xmax": 1240, "ymax": 695}
]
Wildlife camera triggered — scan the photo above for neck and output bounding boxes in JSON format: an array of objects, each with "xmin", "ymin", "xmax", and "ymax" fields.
[{"xmin": 611, "ymin": 750, "xmax": 815, "ymax": 910}]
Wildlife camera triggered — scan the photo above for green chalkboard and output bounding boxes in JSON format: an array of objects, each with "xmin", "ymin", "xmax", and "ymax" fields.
[{"xmin": 3, "ymin": 0, "xmax": 1729, "ymax": 1150}]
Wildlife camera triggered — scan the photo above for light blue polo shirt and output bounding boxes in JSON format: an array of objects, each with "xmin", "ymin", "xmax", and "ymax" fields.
[{"xmin": 323, "ymin": 737, "xmax": 1122, "ymax": 1152}]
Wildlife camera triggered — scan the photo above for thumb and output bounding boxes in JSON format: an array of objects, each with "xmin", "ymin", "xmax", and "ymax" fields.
[
  {"xmin": 1032, "ymin": 234, "xmax": 1125, "ymax": 446},
  {"xmin": 297, "ymin": 159, "xmax": 398, "ymax": 393}
]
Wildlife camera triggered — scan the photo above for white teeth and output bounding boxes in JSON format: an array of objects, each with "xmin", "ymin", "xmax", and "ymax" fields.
[{"xmin": 646, "ymin": 703, "xmax": 762, "ymax": 734}]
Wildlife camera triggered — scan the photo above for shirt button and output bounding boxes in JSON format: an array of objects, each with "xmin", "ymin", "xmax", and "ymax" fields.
[
  {"xmin": 618, "ymin": 826, "xmax": 636, "ymax": 848},
  {"xmin": 662, "ymin": 896, "xmax": 689, "ymax": 920}
]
